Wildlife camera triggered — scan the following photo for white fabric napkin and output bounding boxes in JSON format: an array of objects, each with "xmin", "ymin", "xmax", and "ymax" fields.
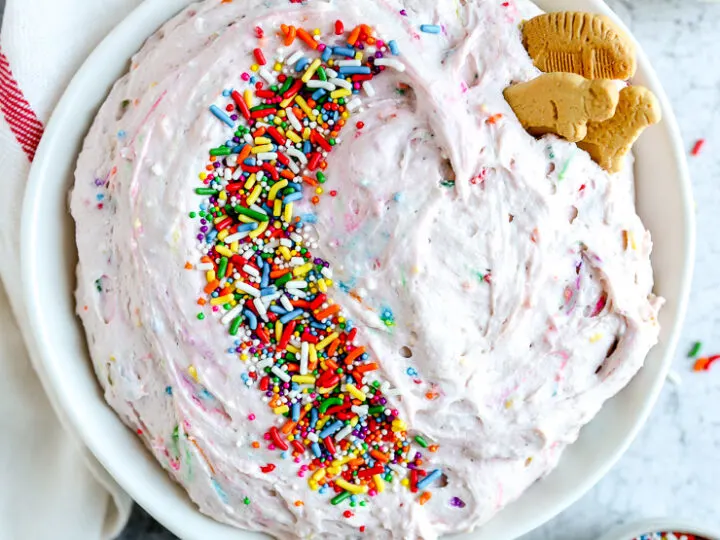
[{"xmin": 0, "ymin": 0, "xmax": 149, "ymax": 538}]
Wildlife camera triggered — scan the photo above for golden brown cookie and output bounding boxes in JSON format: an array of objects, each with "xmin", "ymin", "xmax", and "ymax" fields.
[
  {"xmin": 522, "ymin": 12, "xmax": 636, "ymax": 80},
  {"xmin": 503, "ymin": 72, "xmax": 619, "ymax": 142},
  {"xmin": 578, "ymin": 85, "xmax": 661, "ymax": 173}
]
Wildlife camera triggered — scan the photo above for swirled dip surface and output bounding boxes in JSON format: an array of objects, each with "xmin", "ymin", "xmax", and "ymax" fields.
[{"xmin": 72, "ymin": 0, "xmax": 662, "ymax": 538}]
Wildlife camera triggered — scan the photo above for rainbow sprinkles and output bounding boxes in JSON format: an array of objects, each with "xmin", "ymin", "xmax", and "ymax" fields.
[{"xmin": 190, "ymin": 21, "xmax": 440, "ymax": 507}]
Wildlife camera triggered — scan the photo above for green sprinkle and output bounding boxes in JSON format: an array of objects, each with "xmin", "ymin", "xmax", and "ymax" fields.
[
  {"xmin": 189, "ymin": 211, "xmax": 197, "ymax": 218},
  {"xmin": 317, "ymin": 171, "xmax": 326, "ymax": 184},
  {"xmin": 243, "ymin": 497, "xmax": 251, "ymax": 505},
  {"xmin": 195, "ymin": 187, "xmax": 218, "ymax": 195},
  {"xmin": 439, "ymin": 180, "xmax": 455, "ymax": 188},
  {"xmin": 558, "ymin": 148, "xmax": 576, "ymax": 180},
  {"xmin": 236, "ymin": 206, "xmax": 269, "ymax": 222},
  {"xmin": 121, "ymin": 99, "xmax": 131, "ymax": 109},
  {"xmin": 217, "ymin": 257, "xmax": 228, "ymax": 278},
  {"xmin": 414, "ymin": 435, "xmax": 429, "ymax": 448},
  {"xmin": 279, "ymin": 77, "xmax": 294, "ymax": 95},
  {"xmin": 688, "ymin": 341, "xmax": 702, "ymax": 358},
  {"xmin": 197, "ymin": 313, "xmax": 205, "ymax": 320},
  {"xmin": 275, "ymin": 272, "xmax": 293, "ymax": 287},
  {"xmin": 210, "ymin": 147, "xmax": 231, "ymax": 156},
  {"xmin": 368, "ymin": 406, "xmax": 385, "ymax": 415},
  {"xmin": 249, "ymin": 103, "xmax": 275, "ymax": 112},
  {"xmin": 331, "ymin": 491, "xmax": 351, "ymax": 505},
  {"xmin": 317, "ymin": 66, "xmax": 327, "ymax": 81}
]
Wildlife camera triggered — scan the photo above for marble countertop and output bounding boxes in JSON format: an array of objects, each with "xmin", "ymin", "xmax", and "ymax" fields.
[{"xmin": 111, "ymin": 0, "xmax": 717, "ymax": 538}]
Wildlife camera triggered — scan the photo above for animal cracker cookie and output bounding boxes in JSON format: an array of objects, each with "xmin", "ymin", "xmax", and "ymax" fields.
[
  {"xmin": 522, "ymin": 12, "xmax": 636, "ymax": 80},
  {"xmin": 578, "ymin": 85, "xmax": 661, "ymax": 173},
  {"xmin": 503, "ymin": 72, "xmax": 619, "ymax": 143}
]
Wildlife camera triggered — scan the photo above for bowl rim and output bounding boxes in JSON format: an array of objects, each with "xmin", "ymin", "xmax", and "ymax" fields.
[
  {"xmin": 595, "ymin": 518, "xmax": 720, "ymax": 540},
  {"xmin": 20, "ymin": 0, "xmax": 695, "ymax": 539}
]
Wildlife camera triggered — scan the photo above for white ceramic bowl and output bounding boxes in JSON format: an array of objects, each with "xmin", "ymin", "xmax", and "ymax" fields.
[
  {"xmin": 20, "ymin": 0, "xmax": 694, "ymax": 539},
  {"xmin": 596, "ymin": 519, "xmax": 720, "ymax": 540}
]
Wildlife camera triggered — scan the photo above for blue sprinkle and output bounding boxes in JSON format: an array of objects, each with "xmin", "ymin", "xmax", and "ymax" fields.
[
  {"xmin": 301, "ymin": 213, "xmax": 317, "ymax": 223},
  {"xmin": 388, "ymin": 40, "xmax": 400, "ymax": 55},
  {"xmin": 117, "ymin": 130, "xmax": 126, "ymax": 138},
  {"xmin": 319, "ymin": 420, "xmax": 344, "ymax": 438},
  {"xmin": 261, "ymin": 287, "xmax": 278, "ymax": 297},
  {"xmin": 319, "ymin": 485, "xmax": 328, "ymax": 495},
  {"xmin": 303, "ymin": 140, "xmax": 312, "ymax": 154},
  {"xmin": 96, "ymin": 194, "xmax": 104, "ymax": 201},
  {"xmin": 200, "ymin": 389, "xmax": 213, "ymax": 399},
  {"xmin": 237, "ymin": 222, "xmax": 258, "ymax": 232},
  {"xmin": 311, "ymin": 442, "xmax": 322, "ymax": 457},
  {"xmin": 283, "ymin": 192, "xmax": 303, "ymax": 204},
  {"xmin": 269, "ymin": 305, "xmax": 288, "ymax": 315},
  {"xmin": 321, "ymin": 46, "xmax": 333, "ymax": 62},
  {"xmin": 244, "ymin": 157, "xmax": 256, "ymax": 166},
  {"xmin": 205, "ymin": 230, "xmax": 218, "ymax": 243},
  {"xmin": 243, "ymin": 309, "xmax": 258, "ymax": 330},
  {"xmin": 222, "ymin": 89, "xmax": 231, "ymax": 97},
  {"xmin": 312, "ymin": 88, "xmax": 327, "ymax": 101},
  {"xmin": 416, "ymin": 469, "xmax": 443, "ymax": 490},
  {"xmin": 350, "ymin": 495, "xmax": 358, "ymax": 503},
  {"xmin": 310, "ymin": 321, "xmax": 327, "ymax": 330},
  {"xmin": 393, "ymin": 192, "xmax": 403, "ymax": 202},
  {"xmin": 165, "ymin": 386, "xmax": 173, "ymax": 395},
  {"xmin": 295, "ymin": 57, "xmax": 310, "ymax": 72},
  {"xmin": 338, "ymin": 66, "xmax": 371, "ymax": 76},
  {"xmin": 261, "ymin": 263, "xmax": 270, "ymax": 288},
  {"xmin": 310, "ymin": 408, "xmax": 319, "ymax": 429},
  {"xmin": 231, "ymin": 144, "xmax": 245, "ymax": 154},
  {"xmin": 209, "ymin": 104, "xmax": 234, "ymax": 127},
  {"xmin": 279, "ymin": 308, "xmax": 304, "ymax": 324},
  {"xmin": 255, "ymin": 254, "xmax": 264, "ymax": 267},
  {"xmin": 333, "ymin": 46, "xmax": 356, "ymax": 58},
  {"xmin": 406, "ymin": 367, "xmax": 418, "ymax": 376},
  {"xmin": 281, "ymin": 451, "xmax": 289, "ymax": 460},
  {"xmin": 420, "ymin": 24, "xmax": 441, "ymax": 34},
  {"xmin": 292, "ymin": 402, "xmax": 301, "ymax": 422},
  {"xmin": 211, "ymin": 479, "xmax": 229, "ymax": 504},
  {"xmin": 249, "ymin": 76, "xmax": 256, "ymax": 84},
  {"xmin": 287, "ymin": 182, "xmax": 303, "ymax": 191}
]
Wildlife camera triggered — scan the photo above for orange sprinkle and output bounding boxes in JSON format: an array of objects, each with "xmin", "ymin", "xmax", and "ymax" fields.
[
  {"xmin": 311, "ymin": 196, "xmax": 320, "ymax": 204},
  {"xmin": 314, "ymin": 303, "xmax": 341, "ymax": 320},
  {"xmin": 283, "ymin": 25, "xmax": 297, "ymax": 46},
  {"xmin": 343, "ymin": 346, "xmax": 365, "ymax": 365},
  {"xmin": 184, "ymin": 262, "xmax": 193, "ymax": 270},
  {"xmin": 355, "ymin": 362, "xmax": 378, "ymax": 374},
  {"xmin": 347, "ymin": 25, "xmax": 362, "ymax": 45},
  {"xmin": 327, "ymin": 338, "xmax": 340, "ymax": 358},
  {"xmin": 238, "ymin": 144, "xmax": 252, "ymax": 162},
  {"xmin": 281, "ymin": 420, "xmax": 297, "ymax": 435},
  {"xmin": 487, "ymin": 113, "xmax": 503, "ymax": 124},
  {"xmin": 204, "ymin": 280, "xmax": 220, "ymax": 294},
  {"xmin": 197, "ymin": 298, "xmax": 206, "ymax": 306},
  {"xmin": 370, "ymin": 450, "xmax": 389, "ymax": 463},
  {"xmin": 297, "ymin": 28, "xmax": 318, "ymax": 49},
  {"xmin": 428, "ymin": 444, "xmax": 439, "ymax": 453},
  {"xmin": 252, "ymin": 441, "xmax": 260, "ymax": 449},
  {"xmin": 419, "ymin": 492, "xmax": 432, "ymax": 505},
  {"xmin": 294, "ymin": 500, "xmax": 304, "ymax": 507}
]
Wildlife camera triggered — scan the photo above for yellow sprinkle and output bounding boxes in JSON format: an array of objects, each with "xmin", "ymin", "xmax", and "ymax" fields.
[
  {"xmin": 273, "ymin": 199, "xmax": 283, "ymax": 217},
  {"xmin": 199, "ymin": 172, "xmax": 207, "ymax": 180},
  {"xmin": 309, "ymin": 344, "xmax": 317, "ymax": 367},
  {"xmin": 283, "ymin": 202, "xmax": 293, "ymax": 223},
  {"xmin": 331, "ymin": 456, "xmax": 353, "ymax": 468},
  {"xmin": 274, "ymin": 405, "xmax": 290, "ymax": 415},
  {"xmin": 373, "ymin": 475, "xmax": 384, "ymax": 493},
  {"xmin": 250, "ymin": 64, "xmax": 259, "ymax": 72},
  {"xmin": 215, "ymin": 245, "xmax": 233, "ymax": 257},
  {"xmin": 230, "ymin": 241, "xmax": 239, "ymax": 253},
  {"xmin": 254, "ymin": 136, "xmax": 271, "ymax": 145},
  {"xmin": 293, "ymin": 263, "xmax": 313, "ymax": 277},
  {"xmin": 244, "ymin": 173, "xmax": 257, "ymax": 189},
  {"xmin": 244, "ymin": 89, "xmax": 253, "ymax": 106},
  {"xmin": 211, "ymin": 294, "xmax": 234, "ymax": 306},
  {"xmin": 315, "ymin": 187, "xmax": 324, "ymax": 194},
  {"xmin": 188, "ymin": 365, "xmax": 199, "ymax": 382},
  {"xmin": 317, "ymin": 279, "xmax": 328, "ymax": 293},
  {"xmin": 504, "ymin": 399, "xmax": 514, "ymax": 409},
  {"xmin": 315, "ymin": 416, "xmax": 330, "ymax": 431},
  {"xmin": 401, "ymin": 478, "xmax": 409, "ymax": 487},
  {"xmin": 280, "ymin": 96, "xmax": 294, "ymax": 108},
  {"xmin": 335, "ymin": 479, "xmax": 369, "ymax": 494},
  {"xmin": 330, "ymin": 88, "xmax": 351, "ymax": 99},
  {"xmin": 278, "ymin": 246, "xmax": 292, "ymax": 260},
  {"xmin": 302, "ymin": 127, "xmax": 311, "ymax": 140},
  {"xmin": 313, "ymin": 28, "xmax": 321, "ymax": 36},
  {"xmin": 273, "ymin": 116, "xmax": 283, "ymax": 126},
  {"xmin": 308, "ymin": 480, "xmax": 319, "ymax": 491},
  {"xmin": 341, "ymin": 111, "xmax": 349, "ymax": 119},
  {"xmin": 274, "ymin": 62, "xmax": 283, "ymax": 72},
  {"xmin": 240, "ymin": 353, "xmax": 249, "ymax": 362},
  {"xmin": 286, "ymin": 344, "xmax": 299, "ymax": 354},
  {"xmin": 286, "ymin": 130, "xmax": 301, "ymax": 143},
  {"xmin": 217, "ymin": 229, "xmax": 229, "ymax": 241},
  {"xmin": 327, "ymin": 465, "xmax": 341, "ymax": 476},
  {"xmin": 238, "ymin": 214, "xmax": 257, "ymax": 224},
  {"xmin": 589, "ymin": 333, "xmax": 603, "ymax": 343},
  {"xmin": 391, "ymin": 419, "xmax": 407, "ymax": 432},
  {"xmin": 275, "ymin": 320, "xmax": 283, "ymax": 341},
  {"xmin": 252, "ymin": 144, "xmax": 274, "ymax": 154},
  {"xmin": 206, "ymin": 270, "xmax": 216, "ymax": 283},
  {"xmin": 218, "ymin": 190, "xmax": 227, "ymax": 201},
  {"xmin": 249, "ymin": 220, "xmax": 269, "ymax": 239},
  {"xmin": 301, "ymin": 58, "xmax": 322, "ymax": 83},
  {"xmin": 316, "ymin": 332, "xmax": 339, "ymax": 351},
  {"xmin": 246, "ymin": 184, "xmax": 263, "ymax": 206},
  {"xmin": 292, "ymin": 375, "xmax": 316, "ymax": 384},
  {"xmin": 295, "ymin": 96, "xmax": 316, "ymax": 118},
  {"xmin": 312, "ymin": 468, "xmax": 326, "ymax": 482},
  {"xmin": 354, "ymin": 51, "xmax": 363, "ymax": 61},
  {"xmin": 345, "ymin": 383, "xmax": 366, "ymax": 401},
  {"xmin": 268, "ymin": 179, "xmax": 289, "ymax": 200}
]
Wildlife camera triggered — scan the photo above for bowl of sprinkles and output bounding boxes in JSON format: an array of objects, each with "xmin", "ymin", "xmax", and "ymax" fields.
[{"xmin": 596, "ymin": 519, "xmax": 720, "ymax": 540}]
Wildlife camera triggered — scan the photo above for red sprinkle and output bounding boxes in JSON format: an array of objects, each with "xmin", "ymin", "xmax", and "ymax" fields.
[
  {"xmin": 691, "ymin": 138, "xmax": 705, "ymax": 156},
  {"xmin": 253, "ymin": 48, "xmax": 267, "ymax": 66},
  {"xmin": 260, "ymin": 464, "xmax": 276, "ymax": 474},
  {"xmin": 254, "ymin": 26, "xmax": 264, "ymax": 38},
  {"xmin": 343, "ymin": 510, "xmax": 354, "ymax": 518},
  {"xmin": 356, "ymin": 121, "xmax": 365, "ymax": 129},
  {"xmin": 335, "ymin": 20, "xmax": 345, "ymax": 35}
]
